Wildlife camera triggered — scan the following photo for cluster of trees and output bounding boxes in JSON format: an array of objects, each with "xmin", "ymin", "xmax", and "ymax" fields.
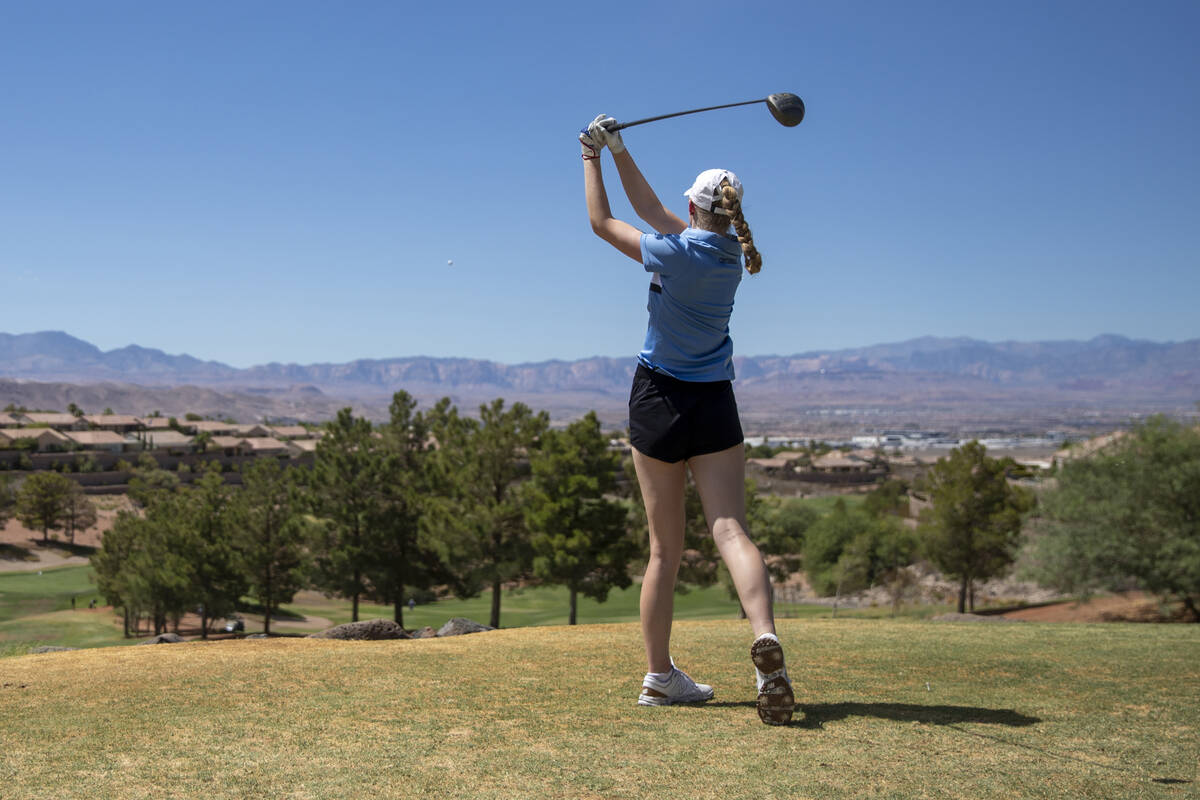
[
  {"xmin": 1027, "ymin": 416, "xmax": 1199, "ymax": 618},
  {"xmin": 90, "ymin": 392, "xmax": 643, "ymax": 635},
  {"xmin": 93, "ymin": 459, "xmax": 308, "ymax": 637},
  {"xmin": 0, "ymin": 471, "xmax": 98, "ymax": 545},
  {"xmin": 73, "ymin": 395, "xmax": 1200, "ymax": 632}
]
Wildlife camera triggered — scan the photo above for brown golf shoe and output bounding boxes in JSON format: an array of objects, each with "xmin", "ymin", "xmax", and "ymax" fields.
[{"xmin": 751, "ymin": 635, "xmax": 795, "ymax": 726}]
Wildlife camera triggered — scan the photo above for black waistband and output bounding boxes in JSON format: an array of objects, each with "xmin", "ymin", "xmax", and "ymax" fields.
[
  {"xmin": 649, "ymin": 282, "xmax": 662, "ymax": 294},
  {"xmin": 635, "ymin": 362, "xmax": 731, "ymax": 390}
]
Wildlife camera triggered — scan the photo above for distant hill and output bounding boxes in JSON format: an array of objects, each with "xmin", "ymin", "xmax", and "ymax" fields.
[{"xmin": 2, "ymin": 331, "xmax": 1197, "ymax": 431}]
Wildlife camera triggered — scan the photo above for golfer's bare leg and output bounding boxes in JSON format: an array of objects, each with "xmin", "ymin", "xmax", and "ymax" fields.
[
  {"xmin": 632, "ymin": 448, "xmax": 687, "ymax": 675},
  {"xmin": 688, "ymin": 443, "xmax": 776, "ymax": 638}
]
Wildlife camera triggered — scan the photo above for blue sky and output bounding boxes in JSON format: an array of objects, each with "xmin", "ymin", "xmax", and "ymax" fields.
[{"xmin": 2, "ymin": 1, "xmax": 1197, "ymax": 367}]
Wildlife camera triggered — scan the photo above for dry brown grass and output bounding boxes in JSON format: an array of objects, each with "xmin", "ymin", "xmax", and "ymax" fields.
[{"xmin": 2, "ymin": 619, "xmax": 1197, "ymax": 799}]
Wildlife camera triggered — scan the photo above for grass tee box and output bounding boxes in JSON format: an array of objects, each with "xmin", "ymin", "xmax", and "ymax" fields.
[{"xmin": 2, "ymin": 619, "xmax": 1196, "ymax": 799}]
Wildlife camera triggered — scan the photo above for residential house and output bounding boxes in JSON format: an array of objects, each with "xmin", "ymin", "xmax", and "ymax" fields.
[
  {"xmin": 65, "ymin": 430, "xmax": 129, "ymax": 454},
  {"xmin": 207, "ymin": 436, "xmax": 246, "ymax": 457},
  {"xmin": 0, "ymin": 413, "xmax": 22, "ymax": 428},
  {"xmin": 0, "ymin": 428, "xmax": 72, "ymax": 452},
  {"xmin": 746, "ymin": 456, "xmax": 793, "ymax": 472},
  {"xmin": 83, "ymin": 414, "xmax": 144, "ymax": 433},
  {"xmin": 144, "ymin": 430, "xmax": 194, "ymax": 454},
  {"xmin": 269, "ymin": 425, "xmax": 314, "ymax": 440},
  {"xmin": 286, "ymin": 438, "xmax": 319, "ymax": 456},
  {"xmin": 138, "ymin": 416, "xmax": 174, "ymax": 430},
  {"xmin": 17, "ymin": 412, "xmax": 90, "ymax": 431},
  {"xmin": 238, "ymin": 437, "xmax": 289, "ymax": 457},
  {"xmin": 811, "ymin": 452, "xmax": 872, "ymax": 473},
  {"xmin": 231, "ymin": 424, "xmax": 273, "ymax": 438}
]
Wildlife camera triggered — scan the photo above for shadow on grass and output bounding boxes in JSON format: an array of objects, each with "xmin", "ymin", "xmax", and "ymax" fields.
[
  {"xmin": 39, "ymin": 541, "xmax": 97, "ymax": 558},
  {"xmin": 0, "ymin": 543, "xmax": 37, "ymax": 562},
  {"xmin": 235, "ymin": 601, "xmax": 307, "ymax": 622},
  {"xmin": 704, "ymin": 701, "xmax": 1039, "ymax": 730},
  {"xmin": 798, "ymin": 702, "xmax": 1040, "ymax": 729}
]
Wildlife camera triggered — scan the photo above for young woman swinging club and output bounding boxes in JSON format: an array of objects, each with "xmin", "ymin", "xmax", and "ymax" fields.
[{"xmin": 580, "ymin": 115, "xmax": 794, "ymax": 725}]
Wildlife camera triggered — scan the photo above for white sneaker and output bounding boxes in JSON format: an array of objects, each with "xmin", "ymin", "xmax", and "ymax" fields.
[
  {"xmin": 752, "ymin": 634, "xmax": 794, "ymax": 725},
  {"xmin": 637, "ymin": 662, "xmax": 715, "ymax": 706}
]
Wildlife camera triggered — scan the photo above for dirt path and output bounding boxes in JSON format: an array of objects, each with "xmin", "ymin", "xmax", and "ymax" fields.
[
  {"xmin": 1002, "ymin": 592, "xmax": 1170, "ymax": 622},
  {"xmin": 0, "ymin": 547, "xmax": 90, "ymax": 572}
]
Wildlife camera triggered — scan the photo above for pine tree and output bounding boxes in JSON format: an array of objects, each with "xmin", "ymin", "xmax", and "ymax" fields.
[
  {"xmin": 15, "ymin": 472, "xmax": 75, "ymax": 543},
  {"xmin": 917, "ymin": 441, "xmax": 1033, "ymax": 613},
  {"xmin": 307, "ymin": 408, "xmax": 386, "ymax": 621},
  {"xmin": 234, "ymin": 458, "xmax": 308, "ymax": 635},
  {"xmin": 428, "ymin": 398, "xmax": 548, "ymax": 628},
  {"xmin": 525, "ymin": 412, "xmax": 635, "ymax": 624}
]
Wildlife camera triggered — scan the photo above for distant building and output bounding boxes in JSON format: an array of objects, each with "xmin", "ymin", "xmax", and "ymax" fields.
[
  {"xmin": 65, "ymin": 430, "xmax": 130, "ymax": 454},
  {"xmin": 811, "ymin": 452, "xmax": 872, "ymax": 473},
  {"xmin": 0, "ymin": 428, "xmax": 72, "ymax": 452},
  {"xmin": 231, "ymin": 424, "xmax": 273, "ymax": 438},
  {"xmin": 269, "ymin": 425, "xmax": 314, "ymax": 440},
  {"xmin": 183, "ymin": 420, "xmax": 239, "ymax": 436},
  {"xmin": 144, "ymin": 430, "xmax": 195, "ymax": 453},
  {"xmin": 83, "ymin": 414, "xmax": 143, "ymax": 433},
  {"xmin": 286, "ymin": 438, "xmax": 320, "ymax": 456},
  {"xmin": 16, "ymin": 412, "xmax": 89, "ymax": 431},
  {"xmin": 238, "ymin": 437, "xmax": 289, "ymax": 457}
]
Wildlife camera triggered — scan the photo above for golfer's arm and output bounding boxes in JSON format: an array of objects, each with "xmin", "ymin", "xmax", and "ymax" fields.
[
  {"xmin": 584, "ymin": 158, "xmax": 643, "ymax": 262},
  {"xmin": 612, "ymin": 150, "xmax": 686, "ymax": 235}
]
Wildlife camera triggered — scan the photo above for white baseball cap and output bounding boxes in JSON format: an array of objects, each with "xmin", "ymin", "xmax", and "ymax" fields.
[{"xmin": 684, "ymin": 168, "xmax": 743, "ymax": 215}]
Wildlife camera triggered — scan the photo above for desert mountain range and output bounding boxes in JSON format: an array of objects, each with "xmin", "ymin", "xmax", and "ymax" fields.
[{"xmin": 2, "ymin": 331, "xmax": 1197, "ymax": 433}]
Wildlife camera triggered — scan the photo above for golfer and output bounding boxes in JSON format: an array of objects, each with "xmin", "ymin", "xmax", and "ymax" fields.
[{"xmin": 580, "ymin": 116, "xmax": 794, "ymax": 725}]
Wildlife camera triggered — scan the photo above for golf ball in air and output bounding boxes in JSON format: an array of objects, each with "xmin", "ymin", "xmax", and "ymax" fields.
[{"xmin": 447, "ymin": 259, "xmax": 454, "ymax": 266}]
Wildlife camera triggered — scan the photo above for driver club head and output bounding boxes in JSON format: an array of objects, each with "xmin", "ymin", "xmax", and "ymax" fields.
[{"xmin": 766, "ymin": 93, "xmax": 805, "ymax": 127}]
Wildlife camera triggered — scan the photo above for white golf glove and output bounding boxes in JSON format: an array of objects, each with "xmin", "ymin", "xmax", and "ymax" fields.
[
  {"xmin": 588, "ymin": 114, "xmax": 626, "ymax": 155},
  {"xmin": 579, "ymin": 123, "xmax": 602, "ymax": 160}
]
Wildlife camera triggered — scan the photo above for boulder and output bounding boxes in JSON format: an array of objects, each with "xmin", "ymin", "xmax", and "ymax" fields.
[
  {"xmin": 309, "ymin": 619, "xmax": 412, "ymax": 640},
  {"xmin": 437, "ymin": 617, "xmax": 495, "ymax": 637},
  {"xmin": 411, "ymin": 626, "xmax": 438, "ymax": 639},
  {"xmin": 31, "ymin": 646, "xmax": 77, "ymax": 654},
  {"xmin": 137, "ymin": 632, "xmax": 186, "ymax": 645}
]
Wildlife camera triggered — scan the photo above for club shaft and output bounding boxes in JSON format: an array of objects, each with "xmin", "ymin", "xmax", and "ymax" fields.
[{"xmin": 608, "ymin": 98, "xmax": 767, "ymax": 131}]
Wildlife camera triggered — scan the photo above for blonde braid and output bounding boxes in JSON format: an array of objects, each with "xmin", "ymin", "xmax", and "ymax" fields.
[{"xmin": 719, "ymin": 181, "xmax": 761, "ymax": 274}]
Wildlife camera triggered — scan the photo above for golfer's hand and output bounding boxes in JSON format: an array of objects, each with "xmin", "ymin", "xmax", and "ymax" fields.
[
  {"xmin": 580, "ymin": 118, "xmax": 604, "ymax": 161},
  {"xmin": 589, "ymin": 115, "xmax": 625, "ymax": 155}
]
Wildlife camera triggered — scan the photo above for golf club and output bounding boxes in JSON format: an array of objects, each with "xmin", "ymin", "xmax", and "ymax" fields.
[{"xmin": 607, "ymin": 92, "xmax": 805, "ymax": 131}]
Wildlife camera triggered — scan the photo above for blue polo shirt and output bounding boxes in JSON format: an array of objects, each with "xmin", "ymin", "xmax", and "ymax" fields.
[{"xmin": 638, "ymin": 228, "xmax": 743, "ymax": 382}]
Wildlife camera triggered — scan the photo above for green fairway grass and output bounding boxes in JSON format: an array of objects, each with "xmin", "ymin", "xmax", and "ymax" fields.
[
  {"xmin": 2, "ymin": 619, "xmax": 1195, "ymax": 799},
  {"xmin": 0, "ymin": 565, "xmax": 127, "ymax": 652},
  {"xmin": 281, "ymin": 581, "xmax": 767, "ymax": 631},
  {"xmin": 0, "ymin": 561, "xmax": 960, "ymax": 655},
  {"xmin": 0, "ymin": 565, "xmax": 101, "ymax": 622}
]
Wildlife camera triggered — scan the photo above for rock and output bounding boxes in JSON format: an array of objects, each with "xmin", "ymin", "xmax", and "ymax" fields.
[
  {"xmin": 137, "ymin": 632, "xmax": 186, "ymax": 645},
  {"xmin": 308, "ymin": 619, "xmax": 411, "ymax": 640},
  {"xmin": 931, "ymin": 612, "xmax": 1018, "ymax": 623},
  {"xmin": 411, "ymin": 626, "xmax": 438, "ymax": 639},
  {"xmin": 31, "ymin": 646, "xmax": 77, "ymax": 654},
  {"xmin": 246, "ymin": 633, "xmax": 270, "ymax": 639},
  {"xmin": 437, "ymin": 617, "xmax": 494, "ymax": 637}
]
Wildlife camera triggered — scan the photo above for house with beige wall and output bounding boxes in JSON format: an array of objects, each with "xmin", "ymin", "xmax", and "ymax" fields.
[
  {"xmin": 65, "ymin": 430, "xmax": 130, "ymax": 454},
  {"xmin": 0, "ymin": 428, "xmax": 72, "ymax": 451},
  {"xmin": 16, "ymin": 412, "xmax": 89, "ymax": 431},
  {"xmin": 83, "ymin": 414, "xmax": 143, "ymax": 433}
]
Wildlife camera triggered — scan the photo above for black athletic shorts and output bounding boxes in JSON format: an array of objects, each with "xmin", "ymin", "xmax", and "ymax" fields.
[{"xmin": 628, "ymin": 363, "xmax": 744, "ymax": 463}]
